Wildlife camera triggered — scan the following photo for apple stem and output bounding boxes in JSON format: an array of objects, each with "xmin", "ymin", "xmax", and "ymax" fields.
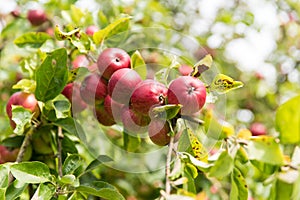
[
  {"xmin": 165, "ymin": 136, "xmax": 175, "ymax": 196},
  {"xmin": 57, "ymin": 126, "xmax": 64, "ymax": 178},
  {"xmin": 16, "ymin": 126, "xmax": 34, "ymax": 163}
]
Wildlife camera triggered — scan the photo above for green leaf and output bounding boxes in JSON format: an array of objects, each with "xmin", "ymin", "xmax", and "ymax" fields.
[
  {"xmin": 93, "ymin": 16, "xmax": 131, "ymax": 45},
  {"xmin": 31, "ymin": 183, "xmax": 56, "ymax": 200},
  {"xmin": 210, "ymin": 74, "xmax": 244, "ymax": 94},
  {"xmin": 10, "ymin": 161, "xmax": 52, "ymax": 184},
  {"xmin": 247, "ymin": 136, "xmax": 284, "ymax": 165},
  {"xmin": 1, "ymin": 135, "xmax": 24, "ymax": 148},
  {"xmin": 12, "ymin": 79, "xmax": 36, "ymax": 93},
  {"xmin": 271, "ymin": 179, "xmax": 293, "ymax": 200},
  {"xmin": 59, "ymin": 174, "xmax": 76, "ymax": 185},
  {"xmin": 62, "ymin": 154, "xmax": 83, "ymax": 175},
  {"xmin": 62, "ymin": 135, "xmax": 78, "ymax": 154},
  {"xmin": 275, "ymin": 95, "xmax": 300, "ymax": 144},
  {"xmin": 183, "ymin": 165, "xmax": 196, "ymax": 193},
  {"xmin": 151, "ymin": 104, "xmax": 182, "ymax": 120},
  {"xmin": 76, "ymin": 181, "xmax": 125, "ymax": 200},
  {"xmin": 123, "ymin": 131, "xmax": 141, "ymax": 152},
  {"xmin": 53, "ymin": 117, "xmax": 85, "ymax": 137},
  {"xmin": 0, "ymin": 165, "xmax": 9, "ymax": 188},
  {"xmin": 131, "ymin": 50, "xmax": 147, "ymax": 79},
  {"xmin": 179, "ymin": 152, "xmax": 212, "ymax": 172},
  {"xmin": 14, "ymin": 32, "xmax": 51, "ymax": 48},
  {"xmin": 11, "ymin": 106, "xmax": 34, "ymax": 135},
  {"xmin": 0, "ymin": 188, "xmax": 5, "ymax": 200},
  {"xmin": 190, "ymin": 54, "xmax": 213, "ymax": 77},
  {"xmin": 230, "ymin": 168, "xmax": 248, "ymax": 200},
  {"xmin": 44, "ymin": 94, "xmax": 71, "ymax": 119},
  {"xmin": 5, "ymin": 180, "xmax": 28, "ymax": 200},
  {"xmin": 85, "ymin": 155, "xmax": 113, "ymax": 173},
  {"xmin": 209, "ymin": 150, "xmax": 234, "ymax": 179},
  {"xmin": 35, "ymin": 48, "xmax": 68, "ymax": 102}
]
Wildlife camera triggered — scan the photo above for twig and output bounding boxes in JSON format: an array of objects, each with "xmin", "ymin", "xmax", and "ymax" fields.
[
  {"xmin": 165, "ymin": 136, "xmax": 175, "ymax": 196},
  {"xmin": 9, "ymin": 126, "xmax": 35, "ymax": 184},
  {"xmin": 16, "ymin": 127, "xmax": 34, "ymax": 163},
  {"xmin": 57, "ymin": 126, "xmax": 64, "ymax": 178}
]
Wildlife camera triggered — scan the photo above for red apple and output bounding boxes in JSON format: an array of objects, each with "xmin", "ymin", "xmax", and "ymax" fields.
[
  {"xmin": 6, "ymin": 92, "xmax": 39, "ymax": 129},
  {"xmin": 250, "ymin": 122, "xmax": 267, "ymax": 136},
  {"xmin": 167, "ymin": 76, "xmax": 206, "ymax": 115},
  {"xmin": 86, "ymin": 25, "xmax": 98, "ymax": 36},
  {"xmin": 94, "ymin": 103, "xmax": 116, "ymax": 126},
  {"xmin": 80, "ymin": 74, "xmax": 107, "ymax": 105},
  {"xmin": 0, "ymin": 145, "xmax": 19, "ymax": 164},
  {"xmin": 62, "ymin": 83, "xmax": 87, "ymax": 113},
  {"xmin": 72, "ymin": 55, "xmax": 90, "ymax": 69},
  {"xmin": 121, "ymin": 105, "xmax": 150, "ymax": 134},
  {"xmin": 148, "ymin": 119, "xmax": 171, "ymax": 146},
  {"xmin": 179, "ymin": 65, "xmax": 193, "ymax": 76},
  {"xmin": 103, "ymin": 95, "xmax": 123, "ymax": 123},
  {"xmin": 131, "ymin": 79, "xmax": 168, "ymax": 116},
  {"xmin": 27, "ymin": 9, "xmax": 47, "ymax": 26},
  {"xmin": 97, "ymin": 48, "xmax": 131, "ymax": 80},
  {"xmin": 108, "ymin": 68, "xmax": 142, "ymax": 104}
]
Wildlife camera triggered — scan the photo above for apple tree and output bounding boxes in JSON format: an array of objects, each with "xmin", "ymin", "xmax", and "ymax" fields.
[{"xmin": 0, "ymin": 0, "xmax": 300, "ymax": 200}]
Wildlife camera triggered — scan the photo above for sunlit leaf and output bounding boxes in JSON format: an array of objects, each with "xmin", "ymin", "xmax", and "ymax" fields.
[
  {"xmin": 210, "ymin": 74, "xmax": 244, "ymax": 94},
  {"xmin": 10, "ymin": 161, "xmax": 52, "ymax": 184},
  {"xmin": 12, "ymin": 79, "xmax": 36, "ymax": 93},
  {"xmin": 190, "ymin": 54, "xmax": 212, "ymax": 77},
  {"xmin": 248, "ymin": 136, "xmax": 284, "ymax": 166},
  {"xmin": 230, "ymin": 168, "xmax": 248, "ymax": 200},
  {"xmin": 93, "ymin": 16, "xmax": 131, "ymax": 45},
  {"xmin": 275, "ymin": 95, "xmax": 300, "ymax": 144},
  {"xmin": 11, "ymin": 106, "xmax": 34, "ymax": 135},
  {"xmin": 0, "ymin": 165, "xmax": 9, "ymax": 188},
  {"xmin": 31, "ymin": 183, "xmax": 55, "ymax": 200},
  {"xmin": 14, "ymin": 32, "xmax": 51, "ymax": 48},
  {"xmin": 151, "ymin": 104, "xmax": 182, "ymax": 120},
  {"xmin": 5, "ymin": 180, "xmax": 28, "ymax": 200},
  {"xmin": 76, "ymin": 181, "xmax": 125, "ymax": 200},
  {"xmin": 208, "ymin": 150, "xmax": 234, "ymax": 179},
  {"xmin": 131, "ymin": 50, "xmax": 147, "ymax": 79}
]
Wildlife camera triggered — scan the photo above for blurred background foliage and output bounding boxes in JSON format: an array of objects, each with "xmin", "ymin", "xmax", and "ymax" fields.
[{"xmin": 1, "ymin": 0, "xmax": 300, "ymax": 199}]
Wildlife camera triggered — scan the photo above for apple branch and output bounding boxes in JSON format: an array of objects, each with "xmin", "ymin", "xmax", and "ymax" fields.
[
  {"xmin": 57, "ymin": 126, "xmax": 64, "ymax": 178},
  {"xmin": 165, "ymin": 136, "xmax": 175, "ymax": 196},
  {"xmin": 16, "ymin": 126, "xmax": 34, "ymax": 163}
]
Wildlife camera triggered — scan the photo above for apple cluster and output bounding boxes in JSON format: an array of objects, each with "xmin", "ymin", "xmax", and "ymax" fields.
[{"xmin": 79, "ymin": 48, "xmax": 207, "ymax": 146}]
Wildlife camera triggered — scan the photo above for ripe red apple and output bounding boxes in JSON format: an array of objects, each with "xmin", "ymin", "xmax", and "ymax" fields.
[
  {"xmin": 108, "ymin": 68, "xmax": 142, "ymax": 104},
  {"xmin": 94, "ymin": 103, "xmax": 116, "ymax": 126},
  {"xmin": 121, "ymin": 105, "xmax": 150, "ymax": 134},
  {"xmin": 179, "ymin": 65, "xmax": 193, "ymax": 76},
  {"xmin": 80, "ymin": 74, "xmax": 107, "ymax": 105},
  {"xmin": 6, "ymin": 92, "xmax": 39, "ymax": 129},
  {"xmin": 250, "ymin": 122, "xmax": 267, "ymax": 136},
  {"xmin": 62, "ymin": 83, "xmax": 87, "ymax": 114},
  {"xmin": 86, "ymin": 25, "xmax": 98, "ymax": 36},
  {"xmin": 148, "ymin": 119, "xmax": 171, "ymax": 146},
  {"xmin": 167, "ymin": 76, "xmax": 206, "ymax": 115},
  {"xmin": 131, "ymin": 79, "xmax": 168, "ymax": 116},
  {"xmin": 72, "ymin": 55, "xmax": 89, "ymax": 69},
  {"xmin": 103, "ymin": 95, "xmax": 123, "ymax": 123},
  {"xmin": 0, "ymin": 145, "xmax": 19, "ymax": 164},
  {"xmin": 27, "ymin": 9, "xmax": 47, "ymax": 26},
  {"xmin": 97, "ymin": 48, "xmax": 131, "ymax": 80}
]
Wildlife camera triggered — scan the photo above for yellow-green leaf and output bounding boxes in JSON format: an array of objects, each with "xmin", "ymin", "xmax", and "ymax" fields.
[
  {"xmin": 210, "ymin": 74, "xmax": 244, "ymax": 94},
  {"xmin": 93, "ymin": 16, "xmax": 131, "ymax": 45},
  {"xmin": 190, "ymin": 54, "xmax": 212, "ymax": 77},
  {"xmin": 12, "ymin": 79, "xmax": 36, "ymax": 93},
  {"xmin": 131, "ymin": 50, "xmax": 147, "ymax": 79}
]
